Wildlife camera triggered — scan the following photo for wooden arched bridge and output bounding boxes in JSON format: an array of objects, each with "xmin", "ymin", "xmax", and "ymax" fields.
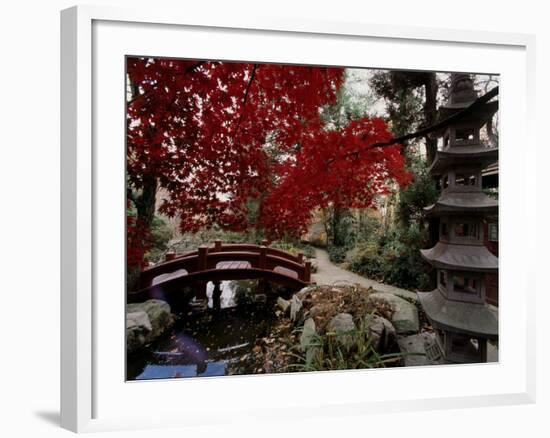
[{"xmin": 128, "ymin": 240, "xmax": 312, "ymax": 304}]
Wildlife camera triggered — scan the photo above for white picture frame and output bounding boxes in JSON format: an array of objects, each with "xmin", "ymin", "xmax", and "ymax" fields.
[{"xmin": 60, "ymin": 5, "xmax": 536, "ymax": 433}]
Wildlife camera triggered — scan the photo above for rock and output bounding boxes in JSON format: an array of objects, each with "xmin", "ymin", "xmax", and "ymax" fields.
[
  {"xmin": 289, "ymin": 295, "xmax": 303, "ymax": 324},
  {"xmin": 327, "ymin": 312, "xmax": 355, "ymax": 333},
  {"xmin": 276, "ymin": 297, "xmax": 290, "ymax": 315},
  {"xmin": 126, "ymin": 311, "xmax": 152, "ymax": 353},
  {"xmin": 367, "ymin": 292, "xmax": 419, "ymax": 335},
  {"xmin": 308, "ymin": 259, "xmax": 318, "ymax": 273},
  {"xmin": 372, "ymin": 288, "xmax": 419, "ymax": 304},
  {"xmin": 300, "ymin": 318, "xmax": 319, "ymax": 365},
  {"xmin": 397, "ymin": 332, "xmax": 441, "ymax": 366},
  {"xmin": 308, "ymin": 303, "xmax": 332, "ymax": 320},
  {"xmin": 327, "ymin": 313, "xmax": 356, "ymax": 345},
  {"xmin": 296, "ymin": 285, "xmax": 316, "ymax": 301},
  {"xmin": 126, "ymin": 299, "xmax": 174, "ymax": 352},
  {"xmin": 364, "ymin": 314, "xmax": 396, "ymax": 353},
  {"xmin": 300, "ymin": 318, "xmax": 317, "ymax": 350},
  {"xmin": 253, "ymin": 294, "xmax": 267, "ymax": 303}
]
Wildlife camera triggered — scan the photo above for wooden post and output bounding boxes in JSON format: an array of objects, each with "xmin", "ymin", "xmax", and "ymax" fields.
[
  {"xmin": 297, "ymin": 252, "xmax": 304, "ymax": 263},
  {"xmin": 165, "ymin": 252, "xmax": 176, "ymax": 261},
  {"xmin": 212, "ymin": 280, "xmax": 222, "ymax": 313},
  {"xmin": 261, "ymin": 239, "xmax": 269, "ymax": 247},
  {"xmin": 304, "ymin": 261, "xmax": 311, "ymax": 283},
  {"xmin": 259, "ymin": 245, "xmax": 267, "ymax": 269},
  {"xmin": 198, "ymin": 245, "xmax": 208, "ymax": 270},
  {"xmin": 214, "ymin": 240, "xmax": 222, "ymax": 252},
  {"xmin": 196, "ymin": 246, "xmax": 209, "ymax": 300}
]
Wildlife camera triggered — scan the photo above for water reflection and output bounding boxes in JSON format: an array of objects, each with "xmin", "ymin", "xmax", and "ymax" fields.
[
  {"xmin": 205, "ymin": 279, "xmax": 256, "ymax": 309},
  {"xmin": 137, "ymin": 362, "xmax": 227, "ymax": 379},
  {"xmin": 128, "ymin": 279, "xmax": 283, "ymax": 380}
]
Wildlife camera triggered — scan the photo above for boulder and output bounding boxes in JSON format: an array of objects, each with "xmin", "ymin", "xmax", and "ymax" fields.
[
  {"xmin": 127, "ymin": 299, "xmax": 174, "ymax": 338},
  {"xmin": 300, "ymin": 318, "xmax": 319, "ymax": 365},
  {"xmin": 289, "ymin": 295, "xmax": 304, "ymax": 325},
  {"xmin": 126, "ymin": 311, "xmax": 152, "ymax": 353},
  {"xmin": 327, "ymin": 312, "xmax": 355, "ymax": 333},
  {"xmin": 295, "ymin": 285, "xmax": 317, "ymax": 301},
  {"xmin": 364, "ymin": 314, "xmax": 396, "ymax": 353},
  {"xmin": 300, "ymin": 318, "xmax": 317, "ymax": 350},
  {"xmin": 276, "ymin": 297, "xmax": 291, "ymax": 315},
  {"xmin": 367, "ymin": 292, "xmax": 419, "ymax": 335},
  {"xmin": 126, "ymin": 299, "xmax": 174, "ymax": 353},
  {"xmin": 327, "ymin": 313, "xmax": 356, "ymax": 345}
]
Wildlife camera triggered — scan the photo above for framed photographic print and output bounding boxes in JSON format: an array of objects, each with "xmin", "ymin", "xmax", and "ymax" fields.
[{"xmin": 61, "ymin": 5, "xmax": 536, "ymax": 433}]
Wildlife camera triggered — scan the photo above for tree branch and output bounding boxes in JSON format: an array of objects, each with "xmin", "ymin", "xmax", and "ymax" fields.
[
  {"xmin": 235, "ymin": 63, "xmax": 259, "ymax": 134},
  {"xmin": 184, "ymin": 61, "xmax": 206, "ymax": 74},
  {"xmin": 328, "ymin": 86, "xmax": 499, "ymax": 164}
]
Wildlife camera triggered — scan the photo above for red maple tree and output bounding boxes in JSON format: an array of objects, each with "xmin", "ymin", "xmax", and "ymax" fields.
[
  {"xmin": 260, "ymin": 118, "xmax": 411, "ymax": 239},
  {"xmin": 126, "ymin": 57, "xmax": 410, "ymax": 268}
]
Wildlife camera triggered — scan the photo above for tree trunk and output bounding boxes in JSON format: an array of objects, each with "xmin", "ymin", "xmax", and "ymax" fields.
[
  {"xmin": 135, "ymin": 175, "xmax": 158, "ymax": 230},
  {"xmin": 423, "ymin": 73, "xmax": 439, "ymax": 290},
  {"xmin": 332, "ymin": 207, "xmax": 349, "ymax": 247},
  {"xmin": 424, "ymin": 73, "xmax": 438, "ymax": 165}
]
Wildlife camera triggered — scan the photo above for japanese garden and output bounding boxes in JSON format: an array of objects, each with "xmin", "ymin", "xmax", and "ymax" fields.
[{"xmin": 125, "ymin": 58, "xmax": 499, "ymax": 380}]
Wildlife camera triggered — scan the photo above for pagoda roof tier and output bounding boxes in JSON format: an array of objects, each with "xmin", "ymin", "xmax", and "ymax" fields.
[
  {"xmin": 420, "ymin": 242, "xmax": 498, "ymax": 272},
  {"xmin": 417, "ymin": 289, "xmax": 498, "ymax": 338},
  {"xmin": 428, "ymin": 146, "xmax": 498, "ymax": 175},
  {"xmin": 439, "ymin": 99, "xmax": 498, "ymax": 119},
  {"xmin": 430, "ymin": 100, "xmax": 499, "ymax": 137},
  {"xmin": 424, "ymin": 191, "xmax": 498, "ymax": 215}
]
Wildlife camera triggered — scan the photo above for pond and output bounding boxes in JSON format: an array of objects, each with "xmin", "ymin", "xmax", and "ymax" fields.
[{"xmin": 127, "ymin": 280, "xmax": 285, "ymax": 380}]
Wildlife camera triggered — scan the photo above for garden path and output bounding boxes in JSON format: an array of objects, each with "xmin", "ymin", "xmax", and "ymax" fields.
[{"xmin": 311, "ymin": 248, "xmax": 418, "ymax": 302}]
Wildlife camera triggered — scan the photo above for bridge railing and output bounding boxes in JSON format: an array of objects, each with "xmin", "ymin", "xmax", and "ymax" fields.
[{"xmin": 138, "ymin": 240, "xmax": 311, "ymax": 290}]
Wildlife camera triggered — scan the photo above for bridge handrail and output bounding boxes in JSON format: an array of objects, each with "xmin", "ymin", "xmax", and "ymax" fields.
[
  {"xmin": 138, "ymin": 240, "xmax": 311, "ymax": 289},
  {"xmin": 161, "ymin": 242, "xmax": 303, "ymax": 263}
]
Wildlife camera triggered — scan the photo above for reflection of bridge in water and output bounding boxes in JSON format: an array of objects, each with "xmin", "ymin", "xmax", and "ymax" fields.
[{"xmin": 128, "ymin": 240, "xmax": 312, "ymax": 305}]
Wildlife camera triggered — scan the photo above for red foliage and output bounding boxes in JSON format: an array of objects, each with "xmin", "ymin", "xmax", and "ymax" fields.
[
  {"xmin": 260, "ymin": 119, "xmax": 412, "ymax": 239},
  {"xmin": 126, "ymin": 57, "xmax": 411, "ymax": 260}
]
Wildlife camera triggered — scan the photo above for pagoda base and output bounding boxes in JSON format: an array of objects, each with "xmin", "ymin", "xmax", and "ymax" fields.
[{"xmin": 433, "ymin": 330, "xmax": 489, "ymax": 363}]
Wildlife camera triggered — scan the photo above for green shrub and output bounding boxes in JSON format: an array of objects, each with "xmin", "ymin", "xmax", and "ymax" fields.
[
  {"xmin": 348, "ymin": 242, "xmax": 383, "ymax": 279},
  {"xmin": 286, "ymin": 319, "xmax": 408, "ymax": 372},
  {"xmin": 397, "ymin": 157, "xmax": 438, "ymax": 226},
  {"xmin": 327, "ymin": 245, "xmax": 348, "ymax": 264},
  {"xmin": 347, "ymin": 224, "xmax": 432, "ymax": 290},
  {"xmin": 144, "ymin": 215, "xmax": 173, "ymax": 264},
  {"xmin": 270, "ymin": 239, "xmax": 315, "ymax": 259}
]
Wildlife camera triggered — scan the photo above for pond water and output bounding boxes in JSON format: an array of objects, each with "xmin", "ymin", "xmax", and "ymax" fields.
[{"xmin": 127, "ymin": 280, "xmax": 284, "ymax": 380}]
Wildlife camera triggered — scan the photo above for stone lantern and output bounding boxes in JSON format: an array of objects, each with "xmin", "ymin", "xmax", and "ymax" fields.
[{"xmin": 418, "ymin": 73, "xmax": 499, "ymax": 363}]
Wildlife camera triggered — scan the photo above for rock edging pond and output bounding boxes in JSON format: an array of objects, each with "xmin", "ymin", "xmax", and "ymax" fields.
[
  {"xmin": 231, "ymin": 283, "xmax": 438, "ymax": 374},
  {"xmin": 127, "ymin": 299, "xmax": 175, "ymax": 353}
]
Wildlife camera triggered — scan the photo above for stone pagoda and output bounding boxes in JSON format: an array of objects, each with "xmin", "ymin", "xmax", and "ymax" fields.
[{"xmin": 418, "ymin": 73, "xmax": 499, "ymax": 363}]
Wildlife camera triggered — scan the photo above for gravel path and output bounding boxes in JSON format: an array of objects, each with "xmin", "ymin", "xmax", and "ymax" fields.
[{"xmin": 311, "ymin": 247, "xmax": 418, "ymax": 302}]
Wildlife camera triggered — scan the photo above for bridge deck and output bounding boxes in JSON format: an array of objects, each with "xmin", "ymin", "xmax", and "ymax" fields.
[{"xmin": 217, "ymin": 261, "xmax": 252, "ymax": 270}]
